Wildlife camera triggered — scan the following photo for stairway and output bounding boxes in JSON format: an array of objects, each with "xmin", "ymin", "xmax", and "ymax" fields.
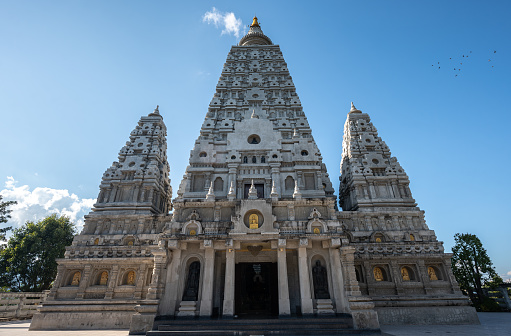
[{"xmin": 147, "ymin": 315, "xmax": 381, "ymax": 335}]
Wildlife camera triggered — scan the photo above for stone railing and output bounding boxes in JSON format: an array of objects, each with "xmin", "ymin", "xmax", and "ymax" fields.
[{"xmin": 0, "ymin": 291, "xmax": 49, "ymax": 319}]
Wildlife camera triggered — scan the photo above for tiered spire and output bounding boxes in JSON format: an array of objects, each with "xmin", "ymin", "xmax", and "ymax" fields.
[
  {"xmin": 175, "ymin": 15, "xmax": 335, "ymax": 202},
  {"xmin": 92, "ymin": 107, "xmax": 172, "ymax": 214},
  {"xmin": 339, "ymin": 102, "xmax": 416, "ymax": 211}
]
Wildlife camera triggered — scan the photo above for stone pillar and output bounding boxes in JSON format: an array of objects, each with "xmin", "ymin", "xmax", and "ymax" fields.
[
  {"xmin": 200, "ymin": 242, "xmax": 215, "ymax": 316},
  {"xmin": 389, "ymin": 261, "xmax": 402, "ymax": 295},
  {"xmin": 222, "ymin": 247, "xmax": 235, "ymax": 317},
  {"xmin": 104, "ymin": 265, "xmax": 119, "ymax": 299},
  {"xmin": 329, "ymin": 244, "xmax": 348, "ymax": 313},
  {"xmin": 297, "ymin": 240, "xmax": 313, "ymax": 315},
  {"xmin": 75, "ymin": 265, "xmax": 92, "ymax": 299},
  {"xmin": 277, "ymin": 239, "xmax": 291, "ymax": 316},
  {"xmin": 418, "ymin": 259, "xmax": 432, "ymax": 295},
  {"xmin": 47, "ymin": 265, "xmax": 66, "ymax": 300},
  {"xmin": 134, "ymin": 264, "xmax": 147, "ymax": 300},
  {"xmin": 158, "ymin": 247, "xmax": 182, "ymax": 316},
  {"xmin": 147, "ymin": 252, "xmax": 166, "ymax": 300}
]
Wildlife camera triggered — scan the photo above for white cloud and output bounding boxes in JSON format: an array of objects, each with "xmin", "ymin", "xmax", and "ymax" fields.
[
  {"xmin": 503, "ymin": 270, "xmax": 511, "ymax": 283},
  {"xmin": 203, "ymin": 7, "xmax": 244, "ymax": 38},
  {"xmin": 0, "ymin": 177, "xmax": 95, "ymax": 232}
]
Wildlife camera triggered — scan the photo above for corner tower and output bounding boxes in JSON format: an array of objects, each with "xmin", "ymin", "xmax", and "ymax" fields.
[
  {"xmin": 338, "ymin": 103, "xmax": 479, "ymax": 324},
  {"xmin": 30, "ymin": 107, "xmax": 173, "ymax": 330}
]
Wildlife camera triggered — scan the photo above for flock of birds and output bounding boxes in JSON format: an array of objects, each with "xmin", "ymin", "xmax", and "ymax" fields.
[{"xmin": 432, "ymin": 50, "xmax": 497, "ymax": 77}]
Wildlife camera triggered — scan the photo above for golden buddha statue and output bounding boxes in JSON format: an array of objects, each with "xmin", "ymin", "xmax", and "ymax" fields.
[
  {"xmin": 189, "ymin": 229, "xmax": 196, "ymax": 236},
  {"xmin": 401, "ymin": 267, "xmax": 410, "ymax": 281},
  {"xmin": 428, "ymin": 266, "xmax": 438, "ymax": 281},
  {"xmin": 249, "ymin": 214, "xmax": 259, "ymax": 229},
  {"xmin": 373, "ymin": 267, "xmax": 384, "ymax": 281},
  {"xmin": 99, "ymin": 271, "xmax": 108, "ymax": 286},
  {"xmin": 313, "ymin": 227, "xmax": 320, "ymax": 234},
  {"xmin": 71, "ymin": 271, "xmax": 81, "ymax": 286},
  {"xmin": 127, "ymin": 271, "xmax": 136, "ymax": 285}
]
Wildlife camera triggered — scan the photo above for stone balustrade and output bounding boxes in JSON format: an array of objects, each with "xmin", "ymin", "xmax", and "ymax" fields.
[{"xmin": 0, "ymin": 291, "xmax": 48, "ymax": 319}]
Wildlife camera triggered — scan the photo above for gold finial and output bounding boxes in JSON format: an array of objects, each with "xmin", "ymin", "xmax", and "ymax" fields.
[{"xmin": 251, "ymin": 16, "xmax": 260, "ymax": 27}]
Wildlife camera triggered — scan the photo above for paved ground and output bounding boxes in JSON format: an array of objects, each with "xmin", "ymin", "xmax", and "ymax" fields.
[
  {"xmin": 0, "ymin": 313, "xmax": 510, "ymax": 336},
  {"xmin": 380, "ymin": 312, "xmax": 511, "ymax": 336}
]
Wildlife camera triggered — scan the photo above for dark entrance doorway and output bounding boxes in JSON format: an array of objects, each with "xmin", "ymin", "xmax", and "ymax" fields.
[{"xmin": 235, "ymin": 262, "xmax": 278, "ymax": 318}]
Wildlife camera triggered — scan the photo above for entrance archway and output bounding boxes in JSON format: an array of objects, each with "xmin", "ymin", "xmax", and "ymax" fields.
[{"xmin": 234, "ymin": 262, "xmax": 278, "ymax": 317}]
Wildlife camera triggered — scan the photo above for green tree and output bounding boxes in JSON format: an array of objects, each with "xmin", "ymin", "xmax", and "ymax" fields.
[
  {"xmin": 451, "ymin": 233, "xmax": 502, "ymax": 306},
  {"xmin": 0, "ymin": 195, "xmax": 17, "ymax": 244},
  {"xmin": 0, "ymin": 214, "xmax": 75, "ymax": 292}
]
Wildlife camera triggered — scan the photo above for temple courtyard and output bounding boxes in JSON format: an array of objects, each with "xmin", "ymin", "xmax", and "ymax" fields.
[{"xmin": 1, "ymin": 313, "xmax": 510, "ymax": 336}]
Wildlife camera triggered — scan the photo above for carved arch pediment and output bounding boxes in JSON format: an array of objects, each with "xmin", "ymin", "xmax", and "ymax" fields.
[
  {"xmin": 307, "ymin": 218, "xmax": 327, "ymax": 234},
  {"xmin": 181, "ymin": 220, "xmax": 203, "ymax": 236}
]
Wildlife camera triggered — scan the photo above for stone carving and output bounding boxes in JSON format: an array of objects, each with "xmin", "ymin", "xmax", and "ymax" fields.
[{"xmin": 247, "ymin": 245, "xmax": 263, "ymax": 256}]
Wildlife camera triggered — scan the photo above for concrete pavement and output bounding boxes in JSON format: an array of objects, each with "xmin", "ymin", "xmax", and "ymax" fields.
[{"xmin": 0, "ymin": 313, "xmax": 510, "ymax": 336}]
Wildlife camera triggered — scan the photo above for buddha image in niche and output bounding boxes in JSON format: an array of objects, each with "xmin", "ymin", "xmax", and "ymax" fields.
[
  {"xmin": 401, "ymin": 267, "xmax": 410, "ymax": 281},
  {"xmin": 71, "ymin": 272, "xmax": 81, "ymax": 286},
  {"xmin": 249, "ymin": 213, "xmax": 259, "ymax": 229},
  {"xmin": 127, "ymin": 271, "xmax": 136, "ymax": 285}
]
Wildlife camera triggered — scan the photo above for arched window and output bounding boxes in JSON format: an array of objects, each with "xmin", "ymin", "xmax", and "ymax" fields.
[
  {"xmin": 243, "ymin": 156, "xmax": 248, "ymax": 163},
  {"xmin": 252, "ymin": 156, "xmax": 257, "ymax": 163},
  {"xmin": 182, "ymin": 261, "xmax": 201, "ymax": 301},
  {"xmin": 261, "ymin": 156, "xmax": 266, "ymax": 163},
  {"xmin": 285, "ymin": 176, "xmax": 294, "ymax": 190},
  {"xmin": 214, "ymin": 177, "xmax": 223, "ymax": 191}
]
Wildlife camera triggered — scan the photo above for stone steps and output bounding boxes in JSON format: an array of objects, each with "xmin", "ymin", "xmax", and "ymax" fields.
[{"xmin": 147, "ymin": 316, "xmax": 381, "ymax": 336}]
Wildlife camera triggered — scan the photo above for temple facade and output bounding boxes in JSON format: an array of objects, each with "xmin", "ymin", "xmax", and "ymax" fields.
[{"xmin": 31, "ymin": 17, "xmax": 478, "ymax": 334}]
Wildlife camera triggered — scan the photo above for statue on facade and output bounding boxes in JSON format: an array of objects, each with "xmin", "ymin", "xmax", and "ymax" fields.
[
  {"xmin": 312, "ymin": 260, "xmax": 330, "ymax": 299},
  {"xmin": 182, "ymin": 261, "xmax": 200, "ymax": 301}
]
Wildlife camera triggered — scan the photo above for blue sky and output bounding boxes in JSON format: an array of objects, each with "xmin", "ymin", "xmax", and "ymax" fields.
[{"xmin": 0, "ymin": 1, "xmax": 509, "ymax": 280}]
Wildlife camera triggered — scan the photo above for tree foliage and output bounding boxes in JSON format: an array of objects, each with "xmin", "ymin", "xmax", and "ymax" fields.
[
  {"xmin": 451, "ymin": 233, "xmax": 502, "ymax": 306},
  {"xmin": 0, "ymin": 214, "xmax": 75, "ymax": 292},
  {"xmin": 0, "ymin": 195, "xmax": 17, "ymax": 243}
]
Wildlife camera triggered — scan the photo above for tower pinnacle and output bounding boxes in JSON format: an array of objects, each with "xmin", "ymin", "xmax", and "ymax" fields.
[
  {"xmin": 239, "ymin": 15, "xmax": 272, "ymax": 46},
  {"xmin": 251, "ymin": 16, "xmax": 260, "ymax": 27}
]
